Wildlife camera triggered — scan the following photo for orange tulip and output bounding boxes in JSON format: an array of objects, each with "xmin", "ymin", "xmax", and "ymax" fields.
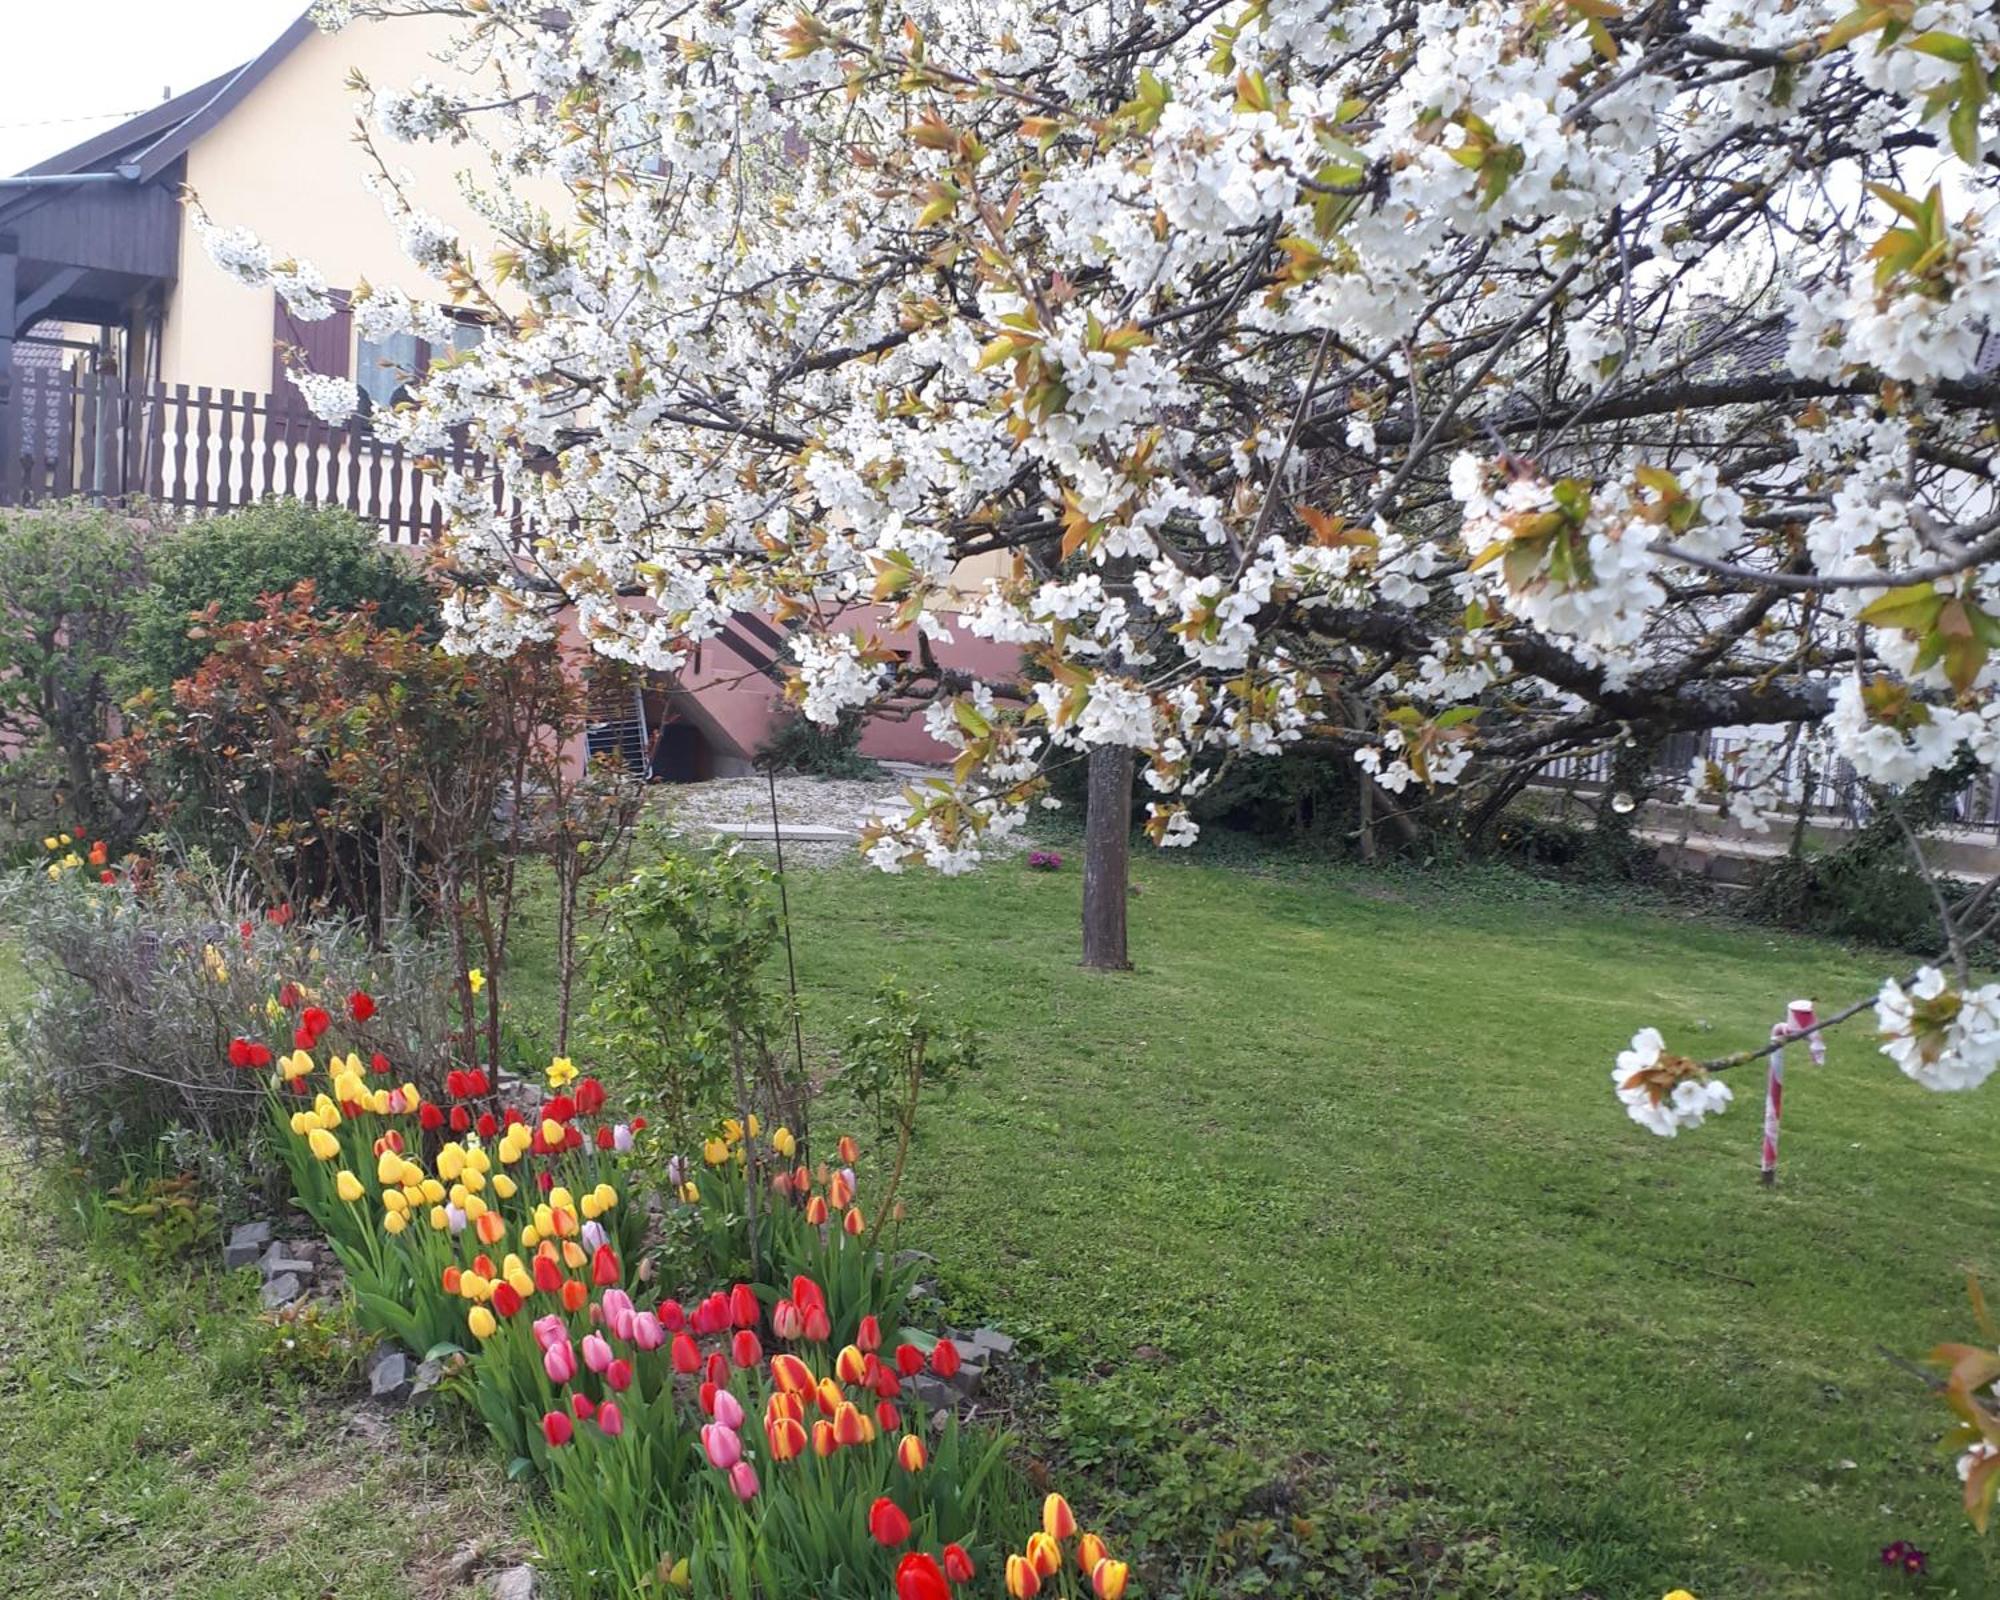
[
  {"xmin": 832, "ymin": 1401, "xmax": 869, "ymax": 1447},
  {"xmin": 836, "ymin": 1344, "xmax": 867, "ymax": 1385},
  {"xmin": 476, "ymin": 1209, "xmax": 506, "ymax": 1244},
  {"xmin": 1027, "ymin": 1533, "xmax": 1062, "ymax": 1578},
  {"xmin": 842, "ymin": 1206, "xmax": 866, "ymax": 1236},
  {"xmin": 1092, "ymin": 1558, "xmax": 1129, "ymax": 1600},
  {"xmin": 811, "ymin": 1419, "xmax": 837, "ymax": 1458},
  {"xmin": 1044, "ymin": 1494, "xmax": 1078, "ymax": 1542},
  {"xmin": 1076, "ymin": 1534, "xmax": 1107, "ymax": 1575},
  {"xmin": 838, "ymin": 1135, "xmax": 859, "ymax": 1163},
  {"xmin": 828, "ymin": 1171, "xmax": 854, "ymax": 1209},
  {"xmin": 1005, "ymin": 1555, "xmax": 1041, "ymax": 1599},
  {"xmin": 896, "ymin": 1433, "xmax": 927, "ymax": 1472},
  {"xmin": 805, "ymin": 1195, "xmax": 829, "ymax": 1226},
  {"xmin": 767, "ymin": 1416, "xmax": 807, "ymax": 1461},
  {"xmin": 816, "ymin": 1376, "xmax": 843, "ymax": 1416},
  {"xmin": 770, "ymin": 1353, "xmax": 813, "ymax": 1394},
  {"xmin": 561, "ymin": 1278, "xmax": 588, "ymax": 1313}
]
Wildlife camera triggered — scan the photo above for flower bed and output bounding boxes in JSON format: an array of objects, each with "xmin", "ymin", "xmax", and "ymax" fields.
[{"xmin": 253, "ymin": 989, "xmax": 1128, "ymax": 1598}]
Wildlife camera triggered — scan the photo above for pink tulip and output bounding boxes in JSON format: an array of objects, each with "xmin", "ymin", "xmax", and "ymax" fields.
[
  {"xmin": 711, "ymin": 1387, "xmax": 745, "ymax": 1430},
  {"xmin": 532, "ymin": 1314, "xmax": 567, "ymax": 1353},
  {"xmin": 772, "ymin": 1300, "xmax": 804, "ymax": 1340},
  {"xmin": 701, "ymin": 1422, "xmax": 743, "ymax": 1470},
  {"xmin": 630, "ymin": 1311, "xmax": 665, "ymax": 1352},
  {"xmin": 583, "ymin": 1332, "xmax": 613, "ymax": 1375},
  {"xmin": 601, "ymin": 1289, "xmax": 636, "ymax": 1342},
  {"xmin": 729, "ymin": 1461, "xmax": 759, "ymax": 1501},
  {"xmin": 544, "ymin": 1339, "xmax": 577, "ymax": 1385},
  {"xmin": 597, "ymin": 1401, "xmax": 624, "ymax": 1438}
]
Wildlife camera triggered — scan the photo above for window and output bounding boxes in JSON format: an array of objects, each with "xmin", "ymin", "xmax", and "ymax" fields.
[{"xmin": 354, "ymin": 319, "xmax": 487, "ymax": 411}]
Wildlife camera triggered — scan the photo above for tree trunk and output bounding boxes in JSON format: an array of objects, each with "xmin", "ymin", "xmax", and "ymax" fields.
[{"xmin": 1081, "ymin": 744, "xmax": 1133, "ymax": 971}]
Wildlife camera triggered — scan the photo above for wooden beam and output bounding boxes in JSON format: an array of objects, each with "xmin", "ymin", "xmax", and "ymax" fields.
[{"xmin": 10, "ymin": 265, "xmax": 83, "ymax": 336}]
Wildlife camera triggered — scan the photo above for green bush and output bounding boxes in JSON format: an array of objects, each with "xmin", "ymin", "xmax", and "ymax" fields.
[
  {"xmin": 125, "ymin": 500, "xmax": 439, "ymax": 693},
  {"xmin": 756, "ymin": 707, "xmax": 881, "ymax": 778}
]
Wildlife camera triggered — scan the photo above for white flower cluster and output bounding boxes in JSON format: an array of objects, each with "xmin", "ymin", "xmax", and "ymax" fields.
[
  {"xmin": 1612, "ymin": 1028, "xmax": 1733, "ymax": 1138},
  {"xmin": 1876, "ymin": 967, "xmax": 2000, "ymax": 1093},
  {"xmin": 287, "ymin": 370, "xmax": 361, "ymax": 426}
]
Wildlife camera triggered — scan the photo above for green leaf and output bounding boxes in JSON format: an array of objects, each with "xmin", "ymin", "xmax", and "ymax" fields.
[{"xmin": 1856, "ymin": 582, "xmax": 1945, "ymax": 632}]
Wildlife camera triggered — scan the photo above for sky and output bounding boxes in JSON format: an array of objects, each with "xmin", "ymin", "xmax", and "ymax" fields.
[{"xmin": 0, "ymin": 0, "xmax": 306, "ymax": 174}]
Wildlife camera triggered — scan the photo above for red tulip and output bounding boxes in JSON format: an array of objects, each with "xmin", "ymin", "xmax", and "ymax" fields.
[
  {"xmin": 842, "ymin": 1206, "xmax": 866, "ymax": 1236},
  {"xmin": 867, "ymin": 1497, "xmax": 911, "ymax": 1548},
  {"xmin": 576, "ymin": 1077, "xmax": 606, "ymax": 1115},
  {"xmin": 597, "ymin": 1400, "xmax": 624, "ymax": 1437},
  {"xmin": 770, "ymin": 1353, "xmax": 813, "ymax": 1394},
  {"xmin": 301, "ymin": 1006, "xmax": 332, "ymax": 1040},
  {"xmin": 896, "ymin": 1433, "xmax": 926, "ymax": 1472},
  {"xmin": 836, "ymin": 1345, "xmax": 867, "ymax": 1385},
  {"xmin": 767, "ymin": 1416, "xmax": 807, "ymax": 1460},
  {"xmin": 370, "ymin": 1051, "xmax": 391, "ymax": 1074},
  {"xmin": 347, "ymin": 991, "xmax": 376, "ymax": 1023},
  {"xmin": 732, "ymin": 1330, "xmax": 763, "ymax": 1368},
  {"xmin": 943, "ymin": 1544, "xmax": 976, "ymax": 1584},
  {"xmin": 932, "ymin": 1339, "xmax": 961, "ymax": 1379},
  {"xmin": 895, "ymin": 1343, "xmax": 925, "ymax": 1377},
  {"xmin": 249, "ymin": 1043, "xmax": 272, "ymax": 1068},
  {"xmin": 492, "ymin": 1282, "xmax": 523, "ymax": 1318},
  {"xmin": 857, "ymin": 1315, "xmax": 882, "ymax": 1352},
  {"xmin": 477, "ymin": 1113, "xmax": 498, "ymax": 1139},
  {"xmin": 561, "ymin": 1280, "xmax": 588, "ymax": 1312},
  {"xmin": 467, "ymin": 1068, "xmax": 490, "ymax": 1095},
  {"xmin": 1005, "ymin": 1555, "xmax": 1041, "ymax": 1599},
  {"xmin": 877, "ymin": 1401, "xmax": 902, "ymax": 1432},
  {"xmin": 419, "ymin": 1103, "xmax": 444, "ymax": 1131},
  {"xmin": 227, "ymin": 1037, "xmax": 255, "ymax": 1069},
  {"xmin": 591, "ymin": 1245, "xmax": 620, "ymax": 1286},
  {"xmin": 541, "ymin": 1411, "xmax": 573, "ymax": 1447},
  {"xmin": 705, "ymin": 1350, "xmax": 729, "ymax": 1388},
  {"xmin": 605, "ymin": 1359, "xmax": 633, "ymax": 1392},
  {"xmin": 692, "ymin": 1293, "xmax": 730, "ymax": 1335},
  {"xmin": 292, "ymin": 1027, "xmax": 314, "ymax": 1051},
  {"xmin": 533, "ymin": 1255, "xmax": 563, "ymax": 1294},
  {"xmin": 278, "ymin": 982, "xmax": 302, "ymax": 1009},
  {"xmin": 658, "ymin": 1299, "xmax": 686, "ymax": 1332},
  {"xmin": 896, "ymin": 1553, "xmax": 951, "ymax": 1600},
  {"xmin": 670, "ymin": 1334, "xmax": 700, "ymax": 1374},
  {"xmin": 571, "ymin": 1392, "xmax": 596, "ymax": 1420},
  {"xmin": 546, "ymin": 1094, "xmax": 576, "ymax": 1123},
  {"xmin": 833, "ymin": 1401, "xmax": 869, "ymax": 1447},
  {"xmin": 729, "ymin": 1283, "xmax": 761, "ymax": 1328},
  {"xmin": 595, "ymin": 1125, "xmax": 614, "ymax": 1151},
  {"xmin": 805, "ymin": 1195, "xmax": 829, "ymax": 1226},
  {"xmin": 811, "ymin": 1419, "xmax": 837, "ymax": 1457},
  {"xmin": 772, "ymin": 1300, "xmax": 804, "ymax": 1340},
  {"xmin": 803, "ymin": 1304, "xmax": 832, "ymax": 1342},
  {"xmin": 450, "ymin": 1105, "xmax": 471, "ymax": 1133}
]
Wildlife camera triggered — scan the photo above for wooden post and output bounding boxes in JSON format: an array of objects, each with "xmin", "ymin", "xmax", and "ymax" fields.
[{"xmin": 1081, "ymin": 743, "xmax": 1134, "ymax": 971}]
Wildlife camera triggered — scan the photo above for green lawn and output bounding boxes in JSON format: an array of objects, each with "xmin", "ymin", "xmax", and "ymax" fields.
[{"xmin": 734, "ymin": 853, "xmax": 2000, "ymax": 1598}]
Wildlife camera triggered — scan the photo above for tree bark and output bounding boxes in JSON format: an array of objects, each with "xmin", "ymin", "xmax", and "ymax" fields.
[{"xmin": 1081, "ymin": 743, "xmax": 1133, "ymax": 971}]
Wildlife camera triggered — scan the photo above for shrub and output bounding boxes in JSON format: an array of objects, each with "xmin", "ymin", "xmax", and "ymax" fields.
[
  {"xmin": 124, "ymin": 500, "xmax": 438, "ymax": 694},
  {"xmin": 0, "ymin": 851, "xmax": 455, "ymax": 1169},
  {"xmin": 0, "ymin": 504, "xmax": 151, "ymax": 843},
  {"xmin": 756, "ymin": 706, "xmax": 881, "ymax": 778}
]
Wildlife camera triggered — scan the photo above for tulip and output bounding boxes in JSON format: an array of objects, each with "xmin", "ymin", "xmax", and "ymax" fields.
[
  {"xmin": 729, "ymin": 1283, "xmax": 761, "ymax": 1329},
  {"xmin": 1005, "ymin": 1555, "xmax": 1041, "ymax": 1599},
  {"xmin": 701, "ymin": 1423, "xmax": 743, "ymax": 1471},
  {"xmin": 1075, "ymin": 1534, "xmax": 1107, "ymax": 1576},
  {"xmin": 1027, "ymin": 1534, "xmax": 1062, "ymax": 1577},
  {"xmin": 943, "ymin": 1544, "xmax": 976, "ymax": 1584},
  {"xmin": 382, "ymin": 1211, "xmax": 407, "ymax": 1235},
  {"xmin": 591, "ymin": 1245, "xmax": 620, "ymax": 1286},
  {"xmin": 571, "ymin": 1393, "xmax": 596, "ymax": 1421},
  {"xmin": 658, "ymin": 1299, "xmax": 686, "ymax": 1332},
  {"xmin": 856, "ymin": 1314, "xmax": 882, "ymax": 1352},
  {"xmin": 770, "ymin": 1353, "xmax": 813, "ymax": 1394},
  {"xmin": 597, "ymin": 1400, "xmax": 624, "ymax": 1437},
  {"xmin": 1091, "ymin": 1560, "xmax": 1128, "ymax": 1600},
  {"xmin": 348, "ymin": 990, "xmax": 376, "ymax": 1023},
  {"xmin": 828, "ymin": 1172, "xmax": 854, "ymax": 1209},
  {"xmin": 532, "ymin": 1314, "xmax": 566, "ymax": 1351},
  {"xmin": 631, "ymin": 1311, "xmax": 665, "ymax": 1352},
  {"xmin": 468, "ymin": 1305, "xmax": 497, "ymax": 1340},
  {"xmin": 838, "ymin": 1135, "xmax": 859, "ymax": 1164},
  {"xmin": 605, "ymin": 1359, "xmax": 633, "ymax": 1392},
  {"xmin": 896, "ymin": 1553, "xmax": 952, "ymax": 1600},
  {"xmin": 772, "ymin": 1126, "xmax": 797, "ymax": 1158},
  {"xmin": 542, "ymin": 1411, "xmax": 573, "ymax": 1447},
  {"xmin": 833, "ymin": 1401, "xmax": 869, "ymax": 1448},
  {"xmin": 732, "ymin": 1330, "xmax": 763, "ymax": 1368},
  {"xmin": 729, "ymin": 1461, "xmax": 760, "ymax": 1502},
  {"xmin": 705, "ymin": 1351, "xmax": 730, "ymax": 1388},
  {"xmin": 600, "ymin": 1288, "xmax": 635, "ymax": 1339},
  {"xmin": 561, "ymin": 1280, "xmax": 588, "ymax": 1313},
  {"xmin": 804, "ymin": 1195, "xmax": 829, "ymax": 1226},
  {"xmin": 895, "ymin": 1343, "xmax": 925, "ymax": 1377},
  {"xmin": 419, "ymin": 1103, "xmax": 444, "ymax": 1132},
  {"xmin": 842, "ymin": 1206, "xmax": 866, "ymax": 1236},
  {"xmin": 544, "ymin": 1340, "xmax": 577, "ymax": 1384},
  {"xmin": 816, "ymin": 1376, "xmax": 843, "ymax": 1416},
  {"xmin": 772, "ymin": 1300, "xmax": 804, "ymax": 1340},
  {"xmin": 876, "ymin": 1401, "xmax": 902, "ymax": 1433},
  {"xmin": 836, "ymin": 1345, "xmax": 867, "ymax": 1385},
  {"xmin": 334, "ymin": 1170, "xmax": 364, "ymax": 1203},
  {"xmin": 228, "ymin": 1037, "xmax": 255, "ymax": 1070},
  {"xmin": 897, "ymin": 1433, "xmax": 926, "ymax": 1472},
  {"xmin": 932, "ymin": 1339, "xmax": 961, "ymax": 1379},
  {"xmin": 712, "ymin": 1387, "xmax": 746, "ymax": 1430},
  {"xmin": 767, "ymin": 1416, "xmax": 807, "ymax": 1461},
  {"xmin": 803, "ymin": 1304, "xmax": 832, "ymax": 1342},
  {"xmin": 582, "ymin": 1332, "xmax": 612, "ymax": 1375},
  {"xmin": 1044, "ymin": 1494, "xmax": 1078, "ymax": 1542},
  {"xmin": 692, "ymin": 1293, "xmax": 731, "ymax": 1335},
  {"xmin": 492, "ymin": 1282, "xmax": 523, "ymax": 1318},
  {"xmin": 868, "ymin": 1496, "xmax": 912, "ymax": 1548},
  {"xmin": 670, "ymin": 1334, "xmax": 700, "ymax": 1374}
]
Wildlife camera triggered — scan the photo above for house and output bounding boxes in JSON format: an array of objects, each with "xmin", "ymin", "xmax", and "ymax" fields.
[{"xmin": 0, "ymin": 7, "xmax": 1016, "ymax": 777}]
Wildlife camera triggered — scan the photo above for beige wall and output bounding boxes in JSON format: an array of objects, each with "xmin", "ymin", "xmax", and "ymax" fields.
[{"xmin": 161, "ymin": 14, "xmax": 531, "ymax": 394}]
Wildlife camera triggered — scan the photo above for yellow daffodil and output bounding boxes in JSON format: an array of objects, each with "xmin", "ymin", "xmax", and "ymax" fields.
[
  {"xmin": 467, "ymin": 968, "xmax": 485, "ymax": 995},
  {"xmin": 721, "ymin": 1117, "xmax": 744, "ymax": 1144},
  {"xmin": 547, "ymin": 1055, "xmax": 578, "ymax": 1088},
  {"xmin": 335, "ymin": 1170, "xmax": 365, "ymax": 1203}
]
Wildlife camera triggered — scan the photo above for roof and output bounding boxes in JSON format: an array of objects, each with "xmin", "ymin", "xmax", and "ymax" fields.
[{"xmin": 13, "ymin": 10, "xmax": 319, "ymax": 186}]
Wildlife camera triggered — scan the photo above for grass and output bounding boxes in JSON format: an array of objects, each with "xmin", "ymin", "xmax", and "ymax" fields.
[{"xmin": 709, "ymin": 850, "xmax": 2000, "ymax": 1599}]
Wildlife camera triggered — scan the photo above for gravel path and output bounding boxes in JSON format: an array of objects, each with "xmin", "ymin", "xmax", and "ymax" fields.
[{"xmin": 651, "ymin": 770, "xmax": 930, "ymax": 864}]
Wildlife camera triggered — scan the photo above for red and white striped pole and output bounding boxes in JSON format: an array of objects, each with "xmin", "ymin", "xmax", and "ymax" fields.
[{"xmin": 1760, "ymin": 999, "xmax": 1823, "ymax": 1187}]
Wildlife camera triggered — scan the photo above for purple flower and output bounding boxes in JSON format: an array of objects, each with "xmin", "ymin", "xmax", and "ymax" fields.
[{"xmin": 1880, "ymin": 1540, "xmax": 1928, "ymax": 1575}]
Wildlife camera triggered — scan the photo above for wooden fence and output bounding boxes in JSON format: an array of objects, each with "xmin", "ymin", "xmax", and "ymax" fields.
[{"xmin": 0, "ymin": 365, "xmax": 509, "ymax": 542}]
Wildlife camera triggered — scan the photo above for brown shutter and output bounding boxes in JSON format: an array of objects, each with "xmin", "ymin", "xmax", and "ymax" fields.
[{"xmin": 271, "ymin": 288, "xmax": 352, "ymax": 410}]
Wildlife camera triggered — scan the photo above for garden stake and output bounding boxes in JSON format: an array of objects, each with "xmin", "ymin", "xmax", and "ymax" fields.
[
  {"xmin": 1760, "ymin": 999, "xmax": 1823, "ymax": 1187},
  {"xmin": 766, "ymin": 767, "xmax": 812, "ymax": 1156}
]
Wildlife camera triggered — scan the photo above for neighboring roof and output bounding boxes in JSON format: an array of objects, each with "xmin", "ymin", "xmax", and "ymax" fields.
[{"xmin": 14, "ymin": 9, "xmax": 318, "ymax": 185}]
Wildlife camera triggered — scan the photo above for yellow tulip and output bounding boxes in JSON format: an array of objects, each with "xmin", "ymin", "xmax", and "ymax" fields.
[
  {"xmin": 771, "ymin": 1127, "xmax": 797, "ymax": 1159},
  {"xmin": 291, "ymin": 1111, "xmax": 316, "ymax": 1137},
  {"xmin": 549, "ymin": 1186, "xmax": 575, "ymax": 1212},
  {"xmin": 335, "ymin": 1170, "xmax": 365, "ymax": 1203},
  {"xmin": 429, "ymin": 1206, "xmax": 449, "ymax": 1231},
  {"xmin": 42, "ymin": 836, "xmax": 58, "ymax": 851},
  {"xmin": 463, "ymin": 1168, "xmax": 485, "ymax": 1194},
  {"xmin": 520, "ymin": 1225, "xmax": 540, "ymax": 1248},
  {"xmin": 679, "ymin": 1181, "xmax": 699, "ymax": 1203},
  {"xmin": 594, "ymin": 1183, "xmax": 617, "ymax": 1210},
  {"xmin": 541, "ymin": 1119, "xmax": 564, "ymax": 1147},
  {"xmin": 461, "ymin": 1270, "xmax": 491, "ymax": 1300},
  {"xmin": 464, "ymin": 1193, "xmax": 489, "ymax": 1222},
  {"xmin": 383, "ymin": 1210, "xmax": 408, "ymax": 1235},
  {"xmin": 44, "ymin": 865, "xmax": 59, "ymax": 880},
  {"xmin": 437, "ymin": 1144, "xmax": 466, "ymax": 1181},
  {"xmin": 421, "ymin": 1178, "xmax": 445, "ymax": 1204},
  {"xmin": 1662, "ymin": 1593, "xmax": 1698, "ymax": 1600},
  {"xmin": 467, "ymin": 1305, "xmax": 497, "ymax": 1340},
  {"xmin": 507, "ymin": 1268, "xmax": 534, "ymax": 1298},
  {"xmin": 534, "ymin": 1203, "xmax": 555, "ymax": 1235},
  {"xmin": 383, "ymin": 1190, "xmax": 409, "ymax": 1215},
  {"xmin": 747, "ymin": 1113, "xmax": 761, "ymax": 1138},
  {"xmin": 307, "ymin": 1128, "xmax": 340, "ymax": 1161},
  {"xmin": 492, "ymin": 1173, "xmax": 518, "ymax": 1200},
  {"xmin": 703, "ymin": 1138, "xmax": 729, "ymax": 1166},
  {"xmin": 580, "ymin": 1193, "xmax": 604, "ymax": 1221},
  {"xmin": 465, "ymin": 1147, "xmax": 491, "ymax": 1174}
]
